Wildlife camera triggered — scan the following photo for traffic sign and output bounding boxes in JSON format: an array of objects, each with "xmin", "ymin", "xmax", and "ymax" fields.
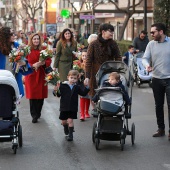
[
  {"xmin": 80, "ymin": 15, "xmax": 95, "ymax": 20},
  {"xmin": 57, "ymin": 16, "xmax": 63, "ymax": 22}
]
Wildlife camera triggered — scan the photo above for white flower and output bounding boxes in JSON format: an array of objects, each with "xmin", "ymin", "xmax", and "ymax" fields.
[{"xmin": 42, "ymin": 42, "xmax": 47, "ymax": 46}]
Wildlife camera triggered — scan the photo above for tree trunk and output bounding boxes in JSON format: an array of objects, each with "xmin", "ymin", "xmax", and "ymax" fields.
[
  {"xmin": 31, "ymin": 19, "xmax": 36, "ymax": 32},
  {"xmin": 118, "ymin": 13, "xmax": 132, "ymax": 41}
]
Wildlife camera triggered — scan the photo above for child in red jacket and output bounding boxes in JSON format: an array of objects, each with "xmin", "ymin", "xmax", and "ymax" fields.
[{"xmin": 79, "ymin": 50, "xmax": 91, "ymax": 121}]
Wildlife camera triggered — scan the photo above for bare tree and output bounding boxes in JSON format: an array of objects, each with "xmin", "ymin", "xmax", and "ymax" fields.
[
  {"xmin": 68, "ymin": 0, "xmax": 144, "ymax": 40},
  {"xmin": 13, "ymin": 5, "xmax": 28, "ymax": 32},
  {"xmin": 110, "ymin": 0, "xmax": 143, "ymax": 40},
  {"xmin": 20, "ymin": 0, "xmax": 44, "ymax": 32}
]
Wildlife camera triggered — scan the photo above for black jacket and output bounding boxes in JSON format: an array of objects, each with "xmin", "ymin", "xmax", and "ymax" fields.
[
  {"xmin": 132, "ymin": 36, "xmax": 149, "ymax": 52},
  {"xmin": 92, "ymin": 81, "xmax": 131, "ymax": 105},
  {"xmin": 57, "ymin": 82, "xmax": 90, "ymax": 112}
]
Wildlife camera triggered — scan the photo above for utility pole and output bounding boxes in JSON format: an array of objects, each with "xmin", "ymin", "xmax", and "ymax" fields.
[
  {"xmin": 144, "ymin": 0, "xmax": 147, "ymax": 32},
  {"xmin": 70, "ymin": 0, "xmax": 74, "ymax": 29}
]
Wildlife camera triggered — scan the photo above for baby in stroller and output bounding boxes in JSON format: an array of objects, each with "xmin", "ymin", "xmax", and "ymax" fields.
[
  {"xmin": 92, "ymin": 61, "xmax": 135, "ymax": 150},
  {"xmin": 92, "ymin": 72, "xmax": 131, "ymax": 116}
]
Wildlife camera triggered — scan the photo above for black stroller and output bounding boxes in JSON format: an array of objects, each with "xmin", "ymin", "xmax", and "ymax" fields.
[
  {"xmin": 0, "ymin": 70, "xmax": 23, "ymax": 154},
  {"xmin": 92, "ymin": 61, "xmax": 135, "ymax": 150}
]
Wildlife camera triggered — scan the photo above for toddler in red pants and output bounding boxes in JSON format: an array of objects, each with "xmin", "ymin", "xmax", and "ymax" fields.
[{"xmin": 79, "ymin": 49, "xmax": 90, "ymax": 121}]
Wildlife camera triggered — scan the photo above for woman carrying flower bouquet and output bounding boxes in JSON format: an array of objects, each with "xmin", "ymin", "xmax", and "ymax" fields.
[
  {"xmin": 0, "ymin": 27, "xmax": 32, "ymax": 97},
  {"xmin": 53, "ymin": 28, "xmax": 77, "ymax": 82},
  {"xmin": 25, "ymin": 33, "xmax": 52, "ymax": 123}
]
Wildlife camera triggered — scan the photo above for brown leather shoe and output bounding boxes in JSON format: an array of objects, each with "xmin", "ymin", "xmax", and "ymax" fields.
[{"xmin": 152, "ymin": 129, "xmax": 165, "ymax": 137}]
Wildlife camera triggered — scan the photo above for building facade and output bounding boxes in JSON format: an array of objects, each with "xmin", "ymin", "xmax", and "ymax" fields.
[{"xmin": 56, "ymin": 0, "xmax": 154, "ymax": 41}]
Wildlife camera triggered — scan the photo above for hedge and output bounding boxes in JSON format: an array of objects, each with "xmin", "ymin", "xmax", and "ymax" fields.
[
  {"xmin": 116, "ymin": 40, "xmax": 133, "ymax": 56},
  {"xmin": 80, "ymin": 39, "xmax": 133, "ymax": 56}
]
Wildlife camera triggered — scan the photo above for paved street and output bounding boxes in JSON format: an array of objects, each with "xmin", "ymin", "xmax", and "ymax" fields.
[{"xmin": 0, "ymin": 84, "xmax": 170, "ymax": 170}]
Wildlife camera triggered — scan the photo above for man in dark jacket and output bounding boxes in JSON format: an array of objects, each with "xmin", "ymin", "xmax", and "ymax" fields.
[{"xmin": 133, "ymin": 30, "xmax": 149, "ymax": 53}]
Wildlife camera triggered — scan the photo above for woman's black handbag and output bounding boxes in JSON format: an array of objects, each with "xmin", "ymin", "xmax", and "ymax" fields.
[{"xmin": 45, "ymin": 66, "xmax": 53, "ymax": 74}]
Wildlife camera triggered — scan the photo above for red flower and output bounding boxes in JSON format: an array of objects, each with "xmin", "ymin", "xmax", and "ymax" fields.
[
  {"xmin": 14, "ymin": 56, "xmax": 21, "ymax": 62},
  {"xmin": 48, "ymin": 41, "xmax": 52, "ymax": 45}
]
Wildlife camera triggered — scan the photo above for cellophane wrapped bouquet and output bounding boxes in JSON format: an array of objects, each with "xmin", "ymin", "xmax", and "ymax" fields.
[
  {"xmin": 44, "ymin": 70, "xmax": 60, "ymax": 86},
  {"xmin": 73, "ymin": 60, "xmax": 84, "ymax": 73},
  {"xmin": 39, "ymin": 49, "xmax": 53, "ymax": 62},
  {"xmin": 9, "ymin": 44, "xmax": 31, "ymax": 73}
]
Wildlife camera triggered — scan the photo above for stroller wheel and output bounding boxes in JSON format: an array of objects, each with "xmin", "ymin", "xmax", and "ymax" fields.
[
  {"xmin": 120, "ymin": 138, "xmax": 125, "ymax": 151},
  {"xmin": 12, "ymin": 144, "xmax": 17, "ymax": 154},
  {"xmin": 18, "ymin": 125, "xmax": 23, "ymax": 147},
  {"xmin": 92, "ymin": 121, "xmax": 97, "ymax": 143},
  {"xmin": 131, "ymin": 123, "xmax": 135, "ymax": 145},
  {"xmin": 95, "ymin": 138, "xmax": 100, "ymax": 150}
]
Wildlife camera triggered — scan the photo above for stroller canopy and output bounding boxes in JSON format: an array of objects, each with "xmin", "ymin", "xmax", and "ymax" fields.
[
  {"xmin": 0, "ymin": 70, "xmax": 20, "ymax": 99},
  {"xmin": 96, "ymin": 61, "xmax": 131, "ymax": 87}
]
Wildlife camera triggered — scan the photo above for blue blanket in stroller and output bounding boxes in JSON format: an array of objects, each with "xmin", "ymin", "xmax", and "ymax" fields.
[{"xmin": 136, "ymin": 58, "xmax": 152, "ymax": 80}]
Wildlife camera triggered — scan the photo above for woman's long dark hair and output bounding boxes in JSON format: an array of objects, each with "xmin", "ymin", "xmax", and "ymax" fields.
[
  {"xmin": 0, "ymin": 27, "xmax": 13, "ymax": 55},
  {"xmin": 60, "ymin": 28, "xmax": 76, "ymax": 48}
]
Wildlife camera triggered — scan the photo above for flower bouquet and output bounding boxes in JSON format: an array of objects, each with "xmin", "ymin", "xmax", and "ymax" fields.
[
  {"xmin": 39, "ymin": 49, "xmax": 53, "ymax": 62},
  {"xmin": 44, "ymin": 70, "xmax": 60, "ymax": 86},
  {"xmin": 72, "ymin": 51, "xmax": 81, "ymax": 60},
  {"xmin": 48, "ymin": 38, "xmax": 54, "ymax": 45},
  {"xmin": 42, "ymin": 42, "xmax": 48, "ymax": 50},
  {"xmin": 47, "ymin": 38, "xmax": 54, "ymax": 50},
  {"xmin": 19, "ymin": 43, "xmax": 31, "ymax": 56},
  {"xmin": 9, "ymin": 44, "xmax": 31, "ymax": 73},
  {"xmin": 77, "ymin": 43, "xmax": 85, "ymax": 51},
  {"xmin": 73, "ymin": 60, "xmax": 84, "ymax": 73}
]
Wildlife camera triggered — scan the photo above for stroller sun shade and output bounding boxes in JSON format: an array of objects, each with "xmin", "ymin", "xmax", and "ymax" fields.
[{"xmin": 96, "ymin": 61, "xmax": 131, "ymax": 87}]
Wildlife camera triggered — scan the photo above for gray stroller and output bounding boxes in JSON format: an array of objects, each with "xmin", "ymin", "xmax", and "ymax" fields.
[
  {"xmin": 92, "ymin": 61, "xmax": 135, "ymax": 151},
  {"xmin": 0, "ymin": 70, "xmax": 23, "ymax": 154}
]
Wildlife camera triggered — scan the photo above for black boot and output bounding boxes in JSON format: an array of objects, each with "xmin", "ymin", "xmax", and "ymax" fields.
[
  {"xmin": 67, "ymin": 127, "xmax": 74, "ymax": 141},
  {"xmin": 63, "ymin": 124, "xmax": 69, "ymax": 135}
]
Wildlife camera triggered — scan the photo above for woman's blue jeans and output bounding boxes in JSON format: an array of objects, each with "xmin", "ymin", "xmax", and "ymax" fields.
[{"xmin": 152, "ymin": 77, "xmax": 170, "ymax": 133}]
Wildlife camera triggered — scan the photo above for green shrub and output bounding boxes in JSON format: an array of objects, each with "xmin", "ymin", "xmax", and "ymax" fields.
[{"xmin": 116, "ymin": 40, "xmax": 132, "ymax": 56}]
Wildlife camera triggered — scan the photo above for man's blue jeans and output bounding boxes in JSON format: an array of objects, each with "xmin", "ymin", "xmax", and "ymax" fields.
[{"xmin": 152, "ymin": 77, "xmax": 170, "ymax": 133}]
